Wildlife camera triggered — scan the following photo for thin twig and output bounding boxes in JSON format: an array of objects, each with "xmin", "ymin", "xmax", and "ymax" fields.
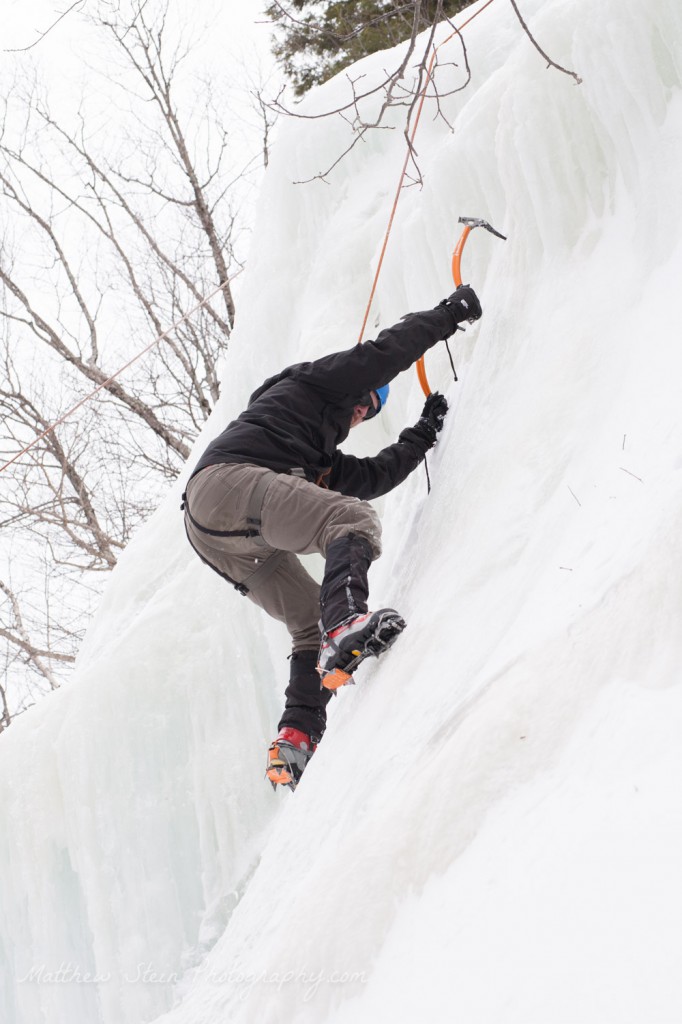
[
  {"xmin": 3, "ymin": 1, "xmax": 86, "ymax": 54},
  {"xmin": 508, "ymin": 0, "xmax": 582, "ymax": 84}
]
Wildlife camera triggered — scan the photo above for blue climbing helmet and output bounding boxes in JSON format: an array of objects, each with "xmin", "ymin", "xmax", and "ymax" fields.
[{"xmin": 362, "ymin": 383, "xmax": 390, "ymax": 420}]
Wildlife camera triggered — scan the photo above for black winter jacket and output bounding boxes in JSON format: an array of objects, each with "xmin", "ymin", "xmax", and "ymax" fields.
[{"xmin": 190, "ymin": 304, "xmax": 457, "ymax": 501}]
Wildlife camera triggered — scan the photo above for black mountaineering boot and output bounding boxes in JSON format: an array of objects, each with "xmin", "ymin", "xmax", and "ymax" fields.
[
  {"xmin": 266, "ymin": 650, "xmax": 328, "ymax": 791},
  {"xmin": 278, "ymin": 649, "xmax": 330, "ymax": 739},
  {"xmin": 318, "ymin": 609, "xmax": 406, "ymax": 689},
  {"xmin": 266, "ymin": 728, "xmax": 317, "ymax": 791},
  {"xmin": 318, "ymin": 534, "xmax": 406, "ymax": 689},
  {"xmin": 320, "ymin": 533, "xmax": 374, "ymax": 630}
]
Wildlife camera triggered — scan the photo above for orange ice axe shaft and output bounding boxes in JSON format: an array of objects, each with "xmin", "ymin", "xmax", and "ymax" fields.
[{"xmin": 417, "ymin": 216, "xmax": 507, "ymax": 397}]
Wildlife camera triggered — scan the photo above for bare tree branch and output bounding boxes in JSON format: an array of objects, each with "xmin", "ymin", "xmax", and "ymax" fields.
[
  {"xmin": 0, "ymin": 266, "xmax": 191, "ymax": 459},
  {"xmin": 100, "ymin": 2, "xmax": 237, "ymax": 326},
  {"xmin": 508, "ymin": 0, "xmax": 582, "ymax": 85},
  {"xmin": 0, "ymin": 581, "xmax": 66, "ymax": 690},
  {"xmin": 3, "ymin": 1, "xmax": 86, "ymax": 55}
]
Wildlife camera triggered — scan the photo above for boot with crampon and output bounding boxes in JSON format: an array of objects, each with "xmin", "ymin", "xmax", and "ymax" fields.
[
  {"xmin": 266, "ymin": 727, "xmax": 317, "ymax": 791},
  {"xmin": 317, "ymin": 608, "xmax": 406, "ymax": 690}
]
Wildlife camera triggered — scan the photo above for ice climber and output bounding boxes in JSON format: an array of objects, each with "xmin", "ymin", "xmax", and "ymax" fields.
[{"xmin": 182, "ymin": 284, "xmax": 482, "ymax": 789}]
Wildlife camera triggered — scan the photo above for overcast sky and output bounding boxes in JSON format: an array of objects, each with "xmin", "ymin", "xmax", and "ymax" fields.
[
  {"xmin": 1, "ymin": 0, "xmax": 282, "ymax": 253},
  {"xmin": 2, "ymin": 0, "xmax": 277, "ymax": 116},
  {"xmin": 3, "ymin": 0, "xmax": 274, "ymax": 57}
]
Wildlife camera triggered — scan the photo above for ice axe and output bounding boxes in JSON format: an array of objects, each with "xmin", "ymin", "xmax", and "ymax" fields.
[{"xmin": 416, "ymin": 216, "xmax": 506, "ymax": 397}]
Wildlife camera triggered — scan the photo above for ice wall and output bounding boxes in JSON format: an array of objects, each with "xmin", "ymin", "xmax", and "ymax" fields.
[{"xmin": 2, "ymin": 0, "xmax": 682, "ymax": 1022}]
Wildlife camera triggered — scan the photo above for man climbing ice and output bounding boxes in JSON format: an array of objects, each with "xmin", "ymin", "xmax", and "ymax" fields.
[{"xmin": 183, "ymin": 284, "xmax": 482, "ymax": 789}]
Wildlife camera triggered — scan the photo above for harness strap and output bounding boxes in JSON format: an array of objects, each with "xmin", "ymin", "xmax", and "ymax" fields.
[
  {"xmin": 181, "ymin": 493, "xmax": 259, "ymax": 539},
  {"xmin": 315, "ymin": 467, "xmax": 332, "ymax": 489},
  {"xmin": 245, "ymin": 470, "xmax": 276, "ymax": 537},
  {"xmin": 182, "ymin": 468, "xmax": 280, "ymax": 596},
  {"xmin": 183, "ymin": 519, "xmax": 250, "ymax": 595},
  {"xmin": 240, "ymin": 548, "xmax": 288, "ymax": 592}
]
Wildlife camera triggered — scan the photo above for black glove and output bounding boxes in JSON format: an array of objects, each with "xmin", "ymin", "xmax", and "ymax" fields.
[
  {"xmin": 399, "ymin": 421, "xmax": 436, "ymax": 453},
  {"xmin": 441, "ymin": 284, "xmax": 482, "ymax": 326},
  {"xmin": 399, "ymin": 392, "xmax": 449, "ymax": 455},
  {"xmin": 421, "ymin": 392, "xmax": 448, "ymax": 434}
]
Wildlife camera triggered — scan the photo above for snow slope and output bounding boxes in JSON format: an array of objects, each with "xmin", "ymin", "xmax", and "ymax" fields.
[{"xmin": 2, "ymin": 0, "xmax": 682, "ymax": 1022}]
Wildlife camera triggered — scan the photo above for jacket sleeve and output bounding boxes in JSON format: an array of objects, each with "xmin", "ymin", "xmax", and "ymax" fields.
[
  {"xmin": 327, "ymin": 430, "xmax": 432, "ymax": 500},
  {"xmin": 298, "ymin": 305, "xmax": 457, "ymax": 397}
]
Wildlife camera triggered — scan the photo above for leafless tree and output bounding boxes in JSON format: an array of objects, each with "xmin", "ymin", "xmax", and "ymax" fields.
[{"xmin": 0, "ymin": 0, "xmax": 274, "ymax": 724}]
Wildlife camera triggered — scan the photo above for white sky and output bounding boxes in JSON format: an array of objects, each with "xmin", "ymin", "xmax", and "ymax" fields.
[
  {"xmin": 0, "ymin": 0, "xmax": 283, "ymax": 291},
  {"xmin": 2, "ymin": 0, "xmax": 274, "ymax": 58},
  {"xmin": 2, "ymin": 0, "xmax": 278, "ymax": 118}
]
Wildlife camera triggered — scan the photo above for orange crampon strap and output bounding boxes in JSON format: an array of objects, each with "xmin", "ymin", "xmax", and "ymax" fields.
[
  {"xmin": 320, "ymin": 667, "xmax": 354, "ymax": 691},
  {"xmin": 266, "ymin": 744, "xmax": 294, "ymax": 785}
]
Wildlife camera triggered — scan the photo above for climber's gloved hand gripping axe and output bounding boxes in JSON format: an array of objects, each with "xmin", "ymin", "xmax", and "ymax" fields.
[{"xmin": 416, "ymin": 216, "xmax": 506, "ymax": 397}]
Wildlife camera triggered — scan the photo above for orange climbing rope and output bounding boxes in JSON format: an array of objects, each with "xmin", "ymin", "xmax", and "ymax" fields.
[{"xmin": 356, "ymin": 0, "xmax": 498, "ymax": 349}]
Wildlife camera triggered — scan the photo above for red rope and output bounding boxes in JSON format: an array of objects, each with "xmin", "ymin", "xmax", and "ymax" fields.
[{"xmin": 0, "ymin": 281, "xmax": 230, "ymax": 474}]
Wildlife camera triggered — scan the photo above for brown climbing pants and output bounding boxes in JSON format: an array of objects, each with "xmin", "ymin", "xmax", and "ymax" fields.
[{"xmin": 183, "ymin": 463, "xmax": 382, "ymax": 652}]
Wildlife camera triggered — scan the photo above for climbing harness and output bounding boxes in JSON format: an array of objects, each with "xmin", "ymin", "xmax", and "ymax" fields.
[{"xmin": 182, "ymin": 469, "xmax": 287, "ymax": 596}]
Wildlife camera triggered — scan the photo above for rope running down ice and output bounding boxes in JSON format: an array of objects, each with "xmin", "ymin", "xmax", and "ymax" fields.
[{"xmin": 356, "ymin": 0, "xmax": 498, "ymax": 345}]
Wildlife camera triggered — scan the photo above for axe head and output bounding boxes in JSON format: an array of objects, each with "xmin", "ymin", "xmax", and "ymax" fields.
[{"xmin": 458, "ymin": 216, "xmax": 507, "ymax": 241}]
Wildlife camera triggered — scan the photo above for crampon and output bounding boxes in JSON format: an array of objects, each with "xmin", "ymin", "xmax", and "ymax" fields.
[
  {"xmin": 265, "ymin": 727, "xmax": 316, "ymax": 791},
  {"xmin": 318, "ymin": 608, "xmax": 406, "ymax": 691}
]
